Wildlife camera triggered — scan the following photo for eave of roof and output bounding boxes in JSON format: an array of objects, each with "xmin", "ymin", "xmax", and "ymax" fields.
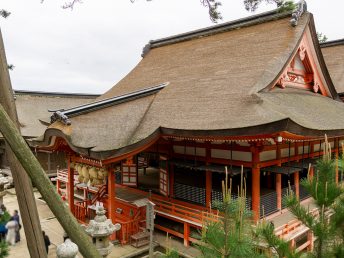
[
  {"xmin": 320, "ymin": 38, "xmax": 344, "ymax": 48},
  {"xmin": 50, "ymin": 83, "xmax": 168, "ymax": 121},
  {"xmin": 14, "ymin": 89, "xmax": 100, "ymax": 99}
]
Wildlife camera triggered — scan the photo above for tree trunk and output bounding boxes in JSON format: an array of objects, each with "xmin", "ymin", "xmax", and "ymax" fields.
[
  {"xmin": 0, "ymin": 104, "xmax": 102, "ymax": 258},
  {"xmin": 0, "ymin": 27, "xmax": 47, "ymax": 257}
]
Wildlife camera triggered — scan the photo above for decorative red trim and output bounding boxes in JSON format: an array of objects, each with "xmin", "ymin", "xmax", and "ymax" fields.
[{"xmin": 273, "ymin": 33, "xmax": 328, "ymax": 96}]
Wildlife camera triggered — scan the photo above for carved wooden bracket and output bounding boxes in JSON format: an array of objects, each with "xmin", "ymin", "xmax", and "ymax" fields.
[{"xmin": 273, "ymin": 33, "xmax": 327, "ymax": 96}]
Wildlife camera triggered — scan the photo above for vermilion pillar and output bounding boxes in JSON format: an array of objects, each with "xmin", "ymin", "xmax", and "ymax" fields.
[
  {"xmin": 252, "ymin": 146, "xmax": 260, "ymax": 222},
  {"xmin": 184, "ymin": 223, "xmax": 190, "ymax": 247},
  {"xmin": 67, "ymin": 158, "xmax": 75, "ymax": 214},
  {"xmin": 108, "ymin": 168, "xmax": 116, "ymax": 222},
  {"xmin": 276, "ymin": 173, "xmax": 282, "ymax": 210},
  {"xmin": 335, "ymin": 151, "xmax": 339, "ymax": 184},
  {"xmin": 205, "ymin": 170, "xmax": 212, "ymax": 210},
  {"xmin": 252, "ymin": 167, "xmax": 260, "ymax": 221},
  {"xmin": 108, "ymin": 168, "xmax": 116, "ymax": 240},
  {"xmin": 294, "ymin": 171, "xmax": 299, "ymax": 199}
]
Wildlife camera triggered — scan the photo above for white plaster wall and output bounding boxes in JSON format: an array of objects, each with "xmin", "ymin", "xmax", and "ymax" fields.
[
  {"xmin": 298, "ymin": 145, "xmax": 310, "ymax": 154},
  {"xmin": 259, "ymin": 150, "xmax": 276, "ymax": 161},
  {"xmin": 173, "ymin": 146, "xmax": 206, "ymax": 156},
  {"xmin": 281, "ymin": 148, "xmax": 295, "ymax": 158},
  {"xmin": 211, "ymin": 149, "xmax": 252, "ymax": 162}
]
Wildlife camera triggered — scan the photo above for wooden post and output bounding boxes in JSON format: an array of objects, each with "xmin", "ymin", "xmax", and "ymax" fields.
[
  {"xmin": 307, "ymin": 230, "xmax": 314, "ymax": 251},
  {"xmin": 252, "ymin": 167, "xmax": 260, "ymax": 221},
  {"xmin": 252, "ymin": 146, "xmax": 260, "ymax": 222},
  {"xmin": 205, "ymin": 170, "xmax": 212, "ymax": 210},
  {"xmin": 294, "ymin": 171, "xmax": 299, "ymax": 200},
  {"xmin": 67, "ymin": 158, "xmax": 75, "ymax": 214},
  {"xmin": 335, "ymin": 151, "xmax": 339, "ymax": 185},
  {"xmin": 108, "ymin": 168, "xmax": 116, "ymax": 240},
  {"xmin": 309, "ymin": 166, "xmax": 314, "ymax": 179},
  {"xmin": 0, "ymin": 27, "xmax": 47, "ymax": 257},
  {"xmin": 0, "ymin": 104, "xmax": 102, "ymax": 258},
  {"xmin": 276, "ymin": 173, "xmax": 282, "ymax": 211},
  {"xmin": 184, "ymin": 223, "xmax": 190, "ymax": 247},
  {"xmin": 169, "ymin": 163, "xmax": 174, "ymax": 198}
]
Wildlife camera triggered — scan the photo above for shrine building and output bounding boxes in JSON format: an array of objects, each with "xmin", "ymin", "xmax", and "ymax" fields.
[{"xmin": 31, "ymin": 8, "xmax": 344, "ymax": 247}]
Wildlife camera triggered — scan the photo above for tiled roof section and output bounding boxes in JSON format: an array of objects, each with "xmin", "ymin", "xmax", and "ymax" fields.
[{"xmin": 321, "ymin": 39, "xmax": 344, "ymax": 93}]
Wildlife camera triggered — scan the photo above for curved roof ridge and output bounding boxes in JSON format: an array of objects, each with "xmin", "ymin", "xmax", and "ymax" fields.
[{"xmin": 142, "ymin": 9, "xmax": 292, "ymax": 57}]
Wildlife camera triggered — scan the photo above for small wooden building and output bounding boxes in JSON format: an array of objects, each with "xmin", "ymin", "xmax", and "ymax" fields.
[
  {"xmin": 0, "ymin": 90, "xmax": 98, "ymax": 176},
  {"xmin": 32, "ymin": 8, "xmax": 344, "ymax": 246}
]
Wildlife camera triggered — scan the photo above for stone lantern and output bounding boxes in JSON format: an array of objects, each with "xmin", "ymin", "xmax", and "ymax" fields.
[
  {"xmin": 56, "ymin": 239, "xmax": 79, "ymax": 258},
  {"xmin": 85, "ymin": 205, "xmax": 121, "ymax": 257}
]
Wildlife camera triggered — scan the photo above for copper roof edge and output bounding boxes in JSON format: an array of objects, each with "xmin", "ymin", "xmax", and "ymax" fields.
[
  {"xmin": 14, "ymin": 89, "xmax": 100, "ymax": 98},
  {"xmin": 50, "ymin": 82, "xmax": 168, "ymax": 123},
  {"xmin": 320, "ymin": 38, "xmax": 344, "ymax": 48},
  {"xmin": 141, "ymin": 9, "xmax": 292, "ymax": 57}
]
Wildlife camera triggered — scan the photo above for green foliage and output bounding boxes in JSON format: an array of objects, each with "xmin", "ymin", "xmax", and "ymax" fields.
[
  {"xmin": 162, "ymin": 248, "xmax": 180, "ymax": 258},
  {"xmin": 284, "ymin": 136, "xmax": 344, "ymax": 258},
  {"xmin": 244, "ymin": 0, "xmax": 295, "ymax": 12},
  {"xmin": 0, "ymin": 10, "xmax": 10, "ymax": 19},
  {"xmin": 256, "ymin": 221, "xmax": 299, "ymax": 258},
  {"xmin": 198, "ymin": 168, "xmax": 260, "ymax": 258},
  {"xmin": 7, "ymin": 64, "xmax": 14, "ymax": 71},
  {"xmin": 0, "ymin": 241, "xmax": 9, "ymax": 258},
  {"xmin": 317, "ymin": 32, "xmax": 328, "ymax": 43},
  {"xmin": 277, "ymin": 1, "xmax": 296, "ymax": 12},
  {"xmin": 200, "ymin": 0, "xmax": 222, "ymax": 23},
  {"xmin": 0, "ymin": 212, "xmax": 10, "ymax": 224}
]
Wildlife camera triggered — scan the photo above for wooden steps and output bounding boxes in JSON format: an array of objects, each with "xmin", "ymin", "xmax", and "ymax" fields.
[{"xmin": 130, "ymin": 231, "xmax": 150, "ymax": 248}]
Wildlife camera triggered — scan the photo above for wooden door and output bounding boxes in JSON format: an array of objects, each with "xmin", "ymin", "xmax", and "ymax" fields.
[
  {"xmin": 159, "ymin": 155, "xmax": 168, "ymax": 196},
  {"xmin": 122, "ymin": 163, "xmax": 137, "ymax": 187}
]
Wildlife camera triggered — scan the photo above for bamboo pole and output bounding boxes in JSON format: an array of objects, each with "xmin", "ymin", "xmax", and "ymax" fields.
[
  {"xmin": 0, "ymin": 27, "xmax": 46, "ymax": 257},
  {"xmin": 0, "ymin": 103, "xmax": 102, "ymax": 258}
]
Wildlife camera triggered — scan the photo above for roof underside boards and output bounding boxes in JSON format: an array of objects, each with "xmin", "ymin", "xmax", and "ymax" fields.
[
  {"xmin": 35, "ymin": 11, "xmax": 344, "ymax": 159},
  {"xmin": 321, "ymin": 41, "xmax": 344, "ymax": 93}
]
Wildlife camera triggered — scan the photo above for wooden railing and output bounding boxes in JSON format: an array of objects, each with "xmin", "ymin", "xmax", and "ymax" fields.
[
  {"xmin": 151, "ymin": 196, "xmax": 220, "ymax": 227},
  {"xmin": 74, "ymin": 201, "xmax": 88, "ymax": 222},
  {"xmin": 90, "ymin": 184, "xmax": 107, "ymax": 206},
  {"xmin": 57, "ymin": 168, "xmax": 78, "ymax": 183},
  {"xmin": 117, "ymin": 211, "xmax": 142, "ymax": 244}
]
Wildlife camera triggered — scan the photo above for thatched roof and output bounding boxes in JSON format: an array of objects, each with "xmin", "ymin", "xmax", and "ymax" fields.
[
  {"xmin": 321, "ymin": 39, "xmax": 344, "ymax": 93},
  {"xmin": 13, "ymin": 91, "xmax": 98, "ymax": 138},
  {"xmin": 33, "ymin": 10, "xmax": 344, "ymax": 160}
]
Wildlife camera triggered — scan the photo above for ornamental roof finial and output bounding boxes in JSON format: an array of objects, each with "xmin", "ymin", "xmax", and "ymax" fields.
[{"xmin": 290, "ymin": 0, "xmax": 307, "ymax": 27}]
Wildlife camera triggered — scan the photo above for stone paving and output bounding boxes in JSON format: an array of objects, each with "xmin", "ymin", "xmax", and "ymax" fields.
[
  {"xmin": 2, "ymin": 187, "xmax": 316, "ymax": 258},
  {"xmin": 2, "ymin": 189, "xmax": 147, "ymax": 258}
]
